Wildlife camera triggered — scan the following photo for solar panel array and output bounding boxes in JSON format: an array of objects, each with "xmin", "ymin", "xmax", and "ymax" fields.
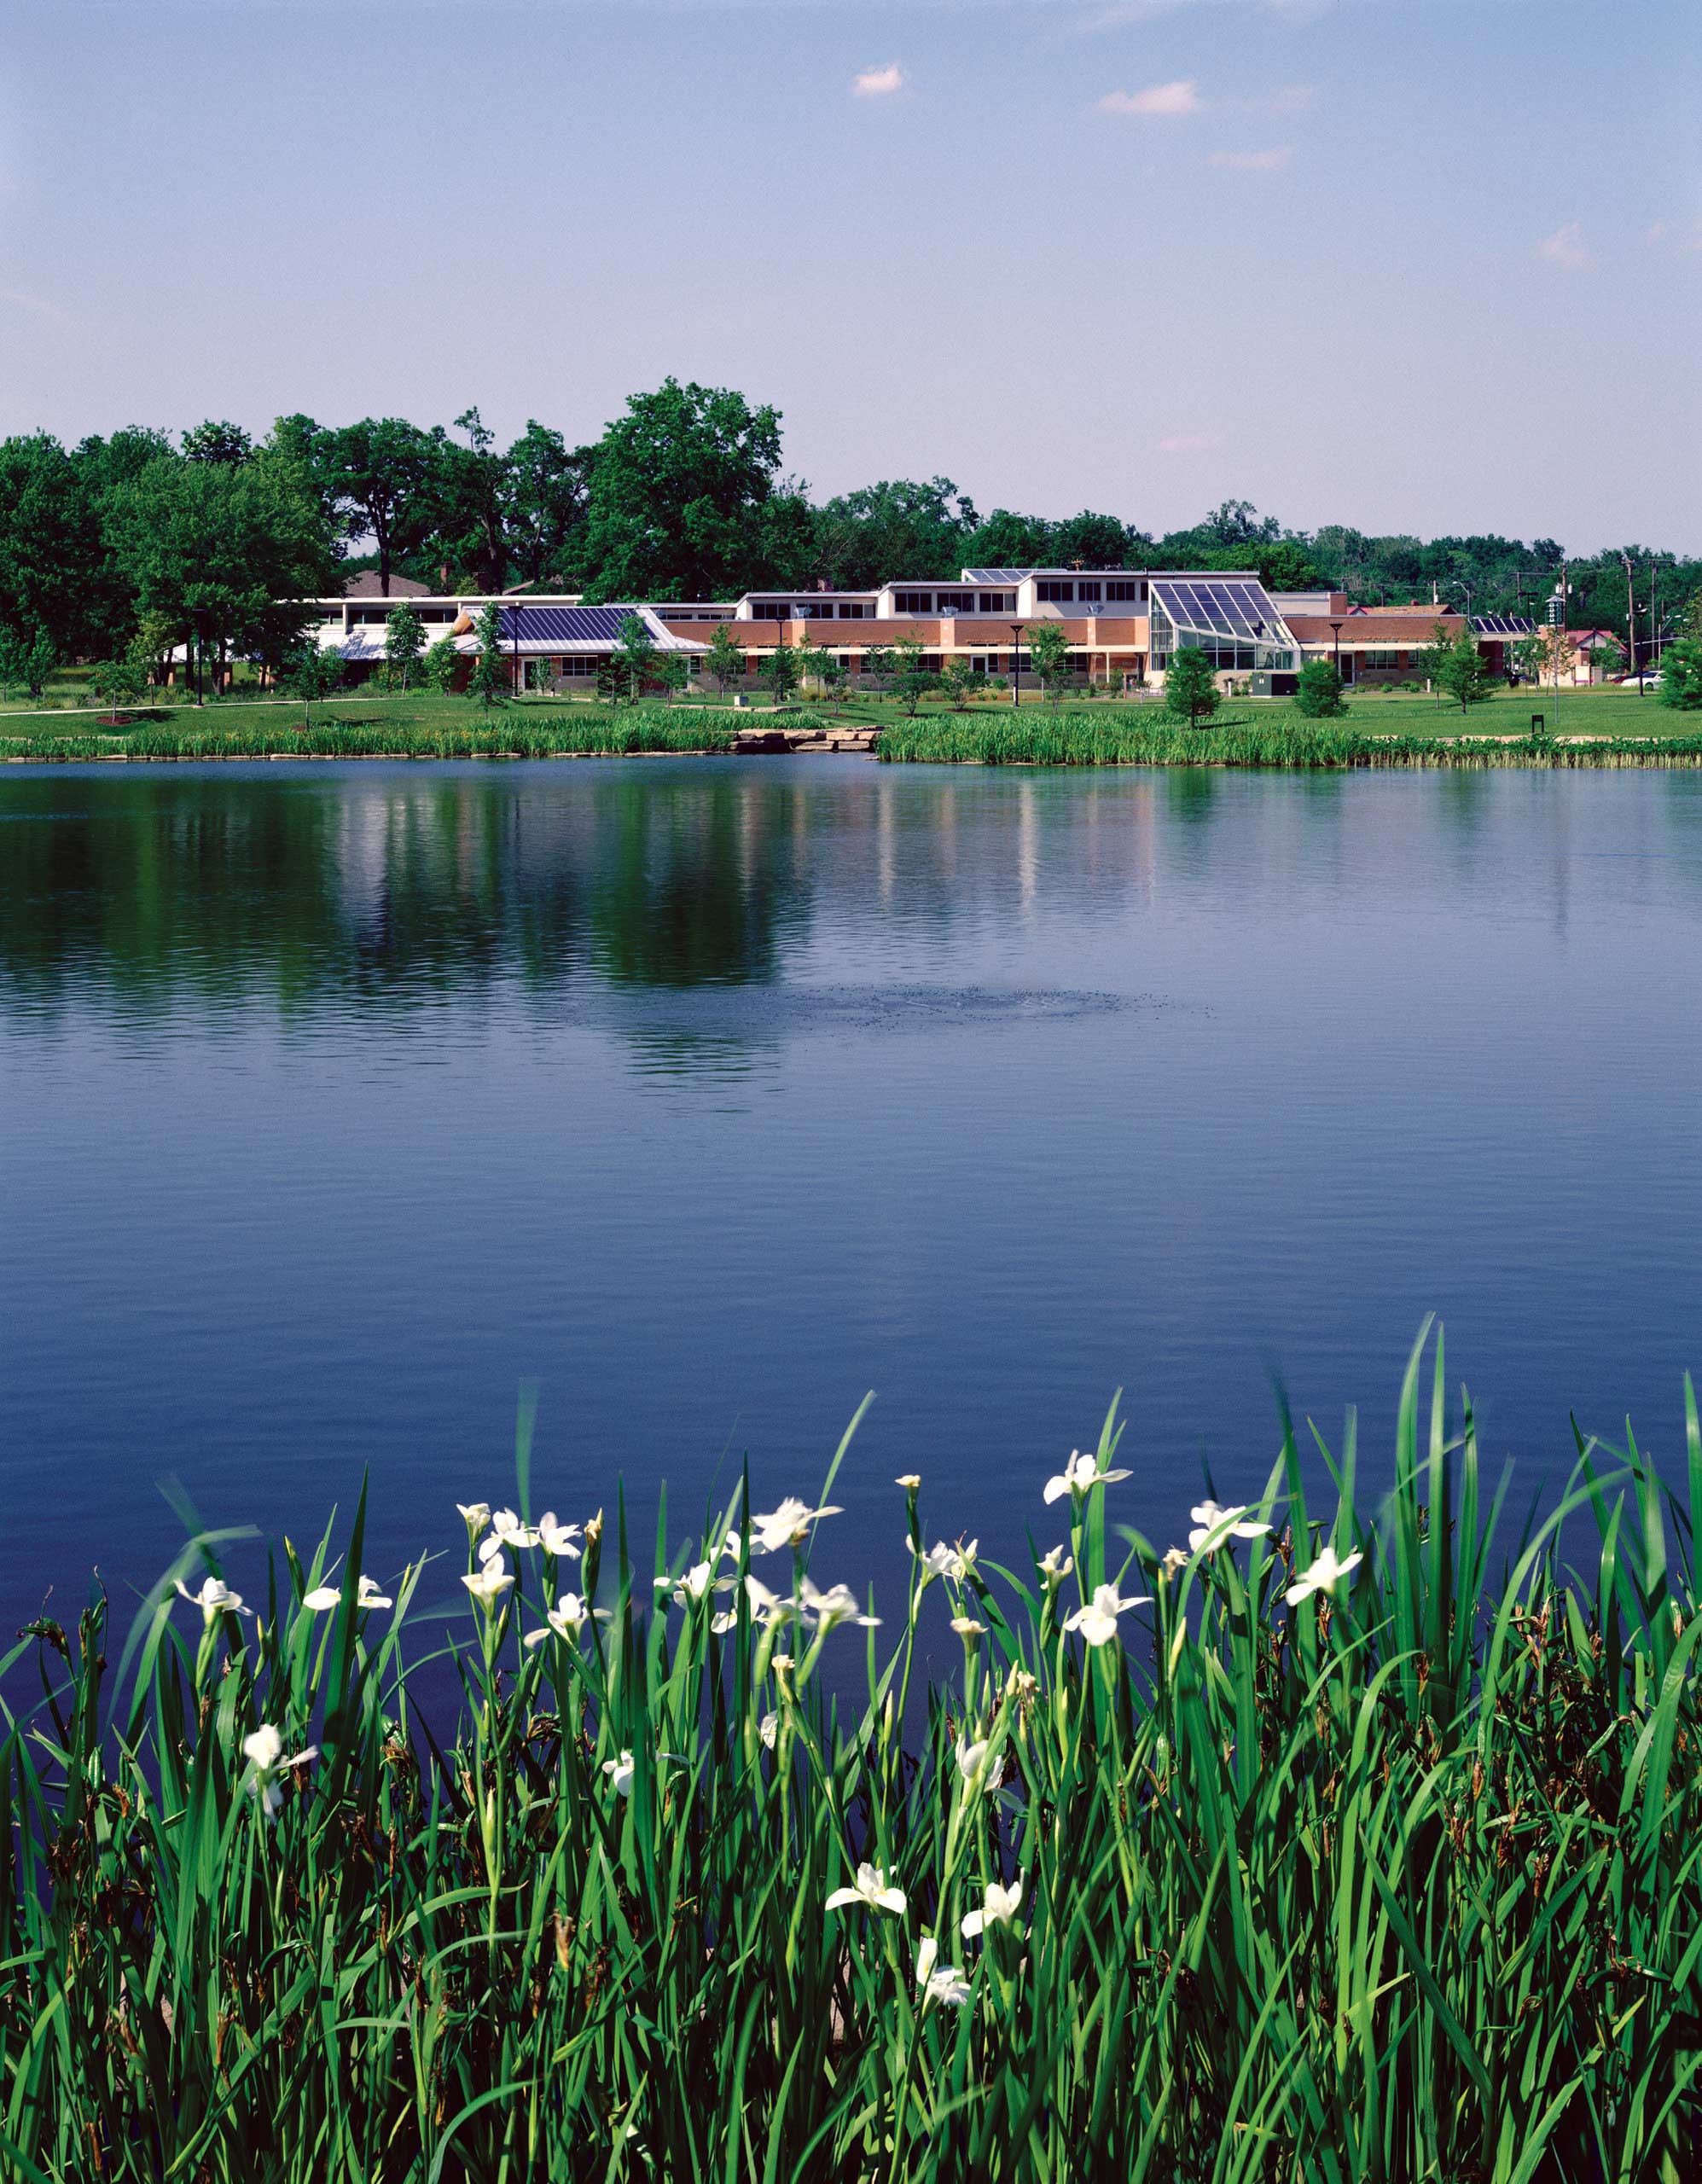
[
  {"xmin": 1472, "ymin": 613, "xmax": 1536, "ymax": 636},
  {"xmin": 1150, "ymin": 578, "xmax": 1285, "ymax": 641},
  {"xmin": 962, "ymin": 568, "xmax": 1033, "ymax": 584},
  {"xmin": 497, "ymin": 605, "xmax": 642, "ymax": 643}
]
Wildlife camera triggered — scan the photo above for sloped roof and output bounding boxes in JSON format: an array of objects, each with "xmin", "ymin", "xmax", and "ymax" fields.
[
  {"xmin": 341, "ymin": 572, "xmax": 433, "ymax": 599},
  {"xmin": 454, "ymin": 604, "xmax": 706, "ymax": 654}
]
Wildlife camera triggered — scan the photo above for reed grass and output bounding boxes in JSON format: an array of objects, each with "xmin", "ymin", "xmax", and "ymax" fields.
[
  {"xmin": 876, "ymin": 712, "xmax": 1702, "ymax": 769},
  {"xmin": 0, "ymin": 712, "xmax": 735, "ymax": 764},
  {"xmin": 4, "ymin": 1327, "xmax": 1700, "ymax": 2180}
]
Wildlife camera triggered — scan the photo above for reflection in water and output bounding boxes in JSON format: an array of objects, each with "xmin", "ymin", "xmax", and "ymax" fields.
[
  {"xmin": 0, "ymin": 768, "xmax": 810, "ymax": 1016},
  {"xmin": 9, "ymin": 758, "xmax": 1702, "ymax": 1653}
]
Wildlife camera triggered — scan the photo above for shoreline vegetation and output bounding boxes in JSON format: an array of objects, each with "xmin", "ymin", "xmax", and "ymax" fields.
[
  {"xmin": 4, "ymin": 1332, "xmax": 1701, "ymax": 2180},
  {"xmin": 6, "ymin": 689, "xmax": 1702, "ymax": 770}
]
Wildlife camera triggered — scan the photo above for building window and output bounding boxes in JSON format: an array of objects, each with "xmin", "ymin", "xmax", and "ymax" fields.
[
  {"xmin": 1036, "ymin": 580, "xmax": 1074, "ymax": 602},
  {"xmin": 922, "ymin": 653, "xmax": 941, "ymax": 673},
  {"xmin": 1361, "ymin": 648, "xmax": 1401, "ymax": 670},
  {"xmin": 1103, "ymin": 580, "xmax": 1144, "ymax": 603},
  {"xmin": 1077, "ymin": 581, "xmax": 1102, "ymax": 603},
  {"xmin": 560, "ymin": 657, "xmax": 595, "ymax": 677},
  {"xmin": 937, "ymin": 590, "xmax": 974, "ymax": 612},
  {"xmin": 978, "ymin": 591, "xmax": 1014, "ymax": 613},
  {"xmin": 837, "ymin": 601, "xmax": 867, "ymax": 619},
  {"xmin": 893, "ymin": 591, "xmax": 933, "ymax": 614}
]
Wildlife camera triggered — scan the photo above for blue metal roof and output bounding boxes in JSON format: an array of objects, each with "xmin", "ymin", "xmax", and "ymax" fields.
[{"xmin": 496, "ymin": 605, "xmax": 640, "ymax": 643}]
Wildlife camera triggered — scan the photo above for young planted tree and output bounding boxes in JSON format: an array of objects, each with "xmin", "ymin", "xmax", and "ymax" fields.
[
  {"xmin": 703, "ymin": 624, "xmax": 746, "ymax": 698},
  {"xmin": 612, "ymin": 613, "xmax": 658, "ymax": 704},
  {"xmin": 1292, "ymin": 659, "xmax": 1347, "ymax": 717},
  {"xmin": 1164, "ymin": 645, "xmax": 1221, "ymax": 728},
  {"xmin": 862, "ymin": 643, "xmax": 894, "ymax": 700},
  {"xmin": 758, "ymin": 644, "xmax": 802, "ymax": 707},
  {"xmin": 652, "ymin": 652, "xmax": 689, "ymax": 706},
  {"xmin": 1026, "ymin": 624, "xmax": 1072, "ymax": 704},
  {"xmin": 283, "ymin": 645, "xmax": 345, "ymax": 729},
  {"xmin": 796, "ymin": 642, "xmax": 839, "ymax": 700},
  {"xmin": 382, "ymin": 602, "xmax": 427, "ymax": 693},
  {"xmin": 887, "ymin": 637, "xmax": 938, "ymax": 718},
  {"xmin": 467, "ymin": 604, "xmax": 508, "ymax": 711},
  {"xmin": 422, "ymin": 636, "xmax": 460, "ymax": 694},
  {"xmin": 89, "ymin": 658, "xmax": 144, "ymax": 722},
  {"xmin": 1427, "ymin": 626, "xmax": 1498, "ymax": 715},
  {"xmin": 938, "ymin": 659, "xmax": 984, "ymax": 711},
  {"xmin": 21, "ymin": 630, "xmax": 56, "ymax": 704}
]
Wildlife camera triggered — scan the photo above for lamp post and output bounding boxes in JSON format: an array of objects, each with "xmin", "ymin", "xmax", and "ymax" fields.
[
  {"xmin": 1327, "ymin": 619, "xmax": 1345, "ymax": 688},
  {"xmin": 1008, "ymin": 620, "xmax": 1026, "ymax": 707},
  {"xmin": 508, "ymin": 598, "xmax": 523, "ymax": 695},
  {"xmin": 189, "ymin": 607, "xmax": 208, "ymax": 707}
]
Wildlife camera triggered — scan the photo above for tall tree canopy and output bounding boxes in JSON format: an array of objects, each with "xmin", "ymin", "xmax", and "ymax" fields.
[
  {"xmin": 811, "ymin": 477, "xmax": 978, "ymax": 590},
  {"xmin": 574, "ymin": 378, "xmax": 809, "ymax": 602}
]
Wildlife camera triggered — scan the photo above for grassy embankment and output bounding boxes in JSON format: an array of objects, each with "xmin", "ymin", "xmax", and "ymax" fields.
[
  {"xmin": 4, "ymin": 1328, "xmax": 1701, "ymax": 2181},
  {"xmin": 0, "ymin": 700, "xmax": 736, "ymax": 763},
  {"xmin": 880, "ymin": 699, "xmax": 1702, "ymax": 768}
]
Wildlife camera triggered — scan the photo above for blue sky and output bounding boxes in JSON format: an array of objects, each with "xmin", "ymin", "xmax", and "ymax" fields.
[{"xmin": 3, "ymin": 0, "xmax": 1698, "ymax": 551}]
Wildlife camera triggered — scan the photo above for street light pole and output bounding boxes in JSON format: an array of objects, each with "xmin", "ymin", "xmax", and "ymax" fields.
[
  {"xmin": 1008, "ymin": 620, "xmax": 1026, "ymax": 707},
  {"xmin": 1327, "ymin": 619, "xmax": 1345, "ymax": 686}
]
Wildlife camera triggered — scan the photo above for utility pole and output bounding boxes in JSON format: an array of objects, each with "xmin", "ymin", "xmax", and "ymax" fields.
[
  {"xmin": 1649, "ymin": 557, "xmax": 1660, "ymax": 681},
  {"xmin": 1622, "ymin": 553, "xmax": 1641, "ymax": 692}
]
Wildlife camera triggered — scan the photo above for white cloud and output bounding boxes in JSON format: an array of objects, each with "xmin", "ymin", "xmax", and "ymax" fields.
[
  {"xmin": 1209, "ymin": 146, "xmax": 1291, "ymax": 171},
  {"xmin": 0, "ymin": 288, "xmax": 67, "ymax": 323},
  {"xmin": 853, "ymin": 62, "xmax": 905, "ymax": 99},
  {"xmin": 1537, "ymin": 222, "xmax": 1588, "ymax": 270},
  {"xmin": 1099, "ymin": 78, "xmax": 1200, "ymax": 117},
  {"xmin": 1156, "ymin": 433, "xmax": 1223, "ymax": 454}
]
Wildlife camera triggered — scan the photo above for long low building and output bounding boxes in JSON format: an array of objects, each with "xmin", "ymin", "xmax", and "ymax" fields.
[{"xmin": 300, "ymin": 569, "xmax": 1533, "ymax": 697}]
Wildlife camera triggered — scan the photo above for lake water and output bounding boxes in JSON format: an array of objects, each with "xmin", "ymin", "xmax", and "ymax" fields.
[{"xmin": 4, "ymin": 757, "xmax": 1702, "ymax": 1641}]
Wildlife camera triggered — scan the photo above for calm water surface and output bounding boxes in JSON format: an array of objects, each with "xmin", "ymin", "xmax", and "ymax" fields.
[{"xmin": 4, "ymin": 758, "xmax": 1702, "ymax": 1638}]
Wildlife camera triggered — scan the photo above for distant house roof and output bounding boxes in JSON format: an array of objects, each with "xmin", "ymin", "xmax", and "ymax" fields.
[{"xmin": 341, "ymin": 572, "xmax": 433, "ymax": 599}]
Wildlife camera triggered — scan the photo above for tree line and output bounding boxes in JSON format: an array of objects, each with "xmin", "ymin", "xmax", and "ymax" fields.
[{"xmin": 1, "ymin": 376, "xmax": 1697, "ymax": 691}]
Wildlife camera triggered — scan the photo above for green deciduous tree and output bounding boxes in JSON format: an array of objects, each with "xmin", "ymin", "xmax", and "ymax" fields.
[
  {"xmin": 758, "ymin": 645, "xmax": 801, "ymax": 707},
  {"xmin": 1164, "ymin": 645, "xmax": 1221, "ymax": 728},
  {"xmin": 317, "ymin": 417, "xmax": 443, "ymax": 595},
  {"xmin": 282, "ymin": 645, "xmax": 345, "ymax": 728},
  {"xmin": 89, "ymin": 658, "xmax": 144, "ymax": 722},
  {"xmin": 887, "ymin": 636, "xmax": 938, "ymax": 717},
  {"xmin": 383, "ymin": 602, "xmax": 427, "ymax": 692},
  {"xmin": 0, "ymin": 627, "xmax": 56, "ymax": 704},
  {"xmin": 577, "ymin": 379, "xmax": 802, "ymax": 602},
  {"xmin": 1425, "ymin": 624, "xmax": 1498, "ymax": 713},
  {"xmin": 468, "ymin": 604, "xmax": 508, "ymax": 710},
  {"xmin": 1027, "ymin": 623, "xmax": 1072, "ymax": 703},
  {"xmin": 611, "ymin": 613, "xmax": 658, "ymax": 704},
  {"xmin": 0, "ymin": 435, "xmax": 115, "ymax": 661},
  {"xmin": 810, "ymin": 477, "xmax": 977, "ymax": 590},
  {"xmin": 862, "ymin": 644, "xmax": 894, "ymax": 697},
  {"xmin": 938, "ymin": 659, "xmax": 986, "ymax": 709},
  {"xmin": 103, "ymin": 449, "xmax": 337, "ymax": 696},
  {"xmin": 1293, "ymin": 659, "xmax": 1347, "ymax": 717},
  {"xmin": 703, "ymin": 624, "xmax": 746, "ymax": 696},
  {"xmin": 502, "ymin": 420, "xmax": 592, "ymax": 589},
  {"xmin": 422, "ymin": 636, "xmax": 460, "ymax": 694}
]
